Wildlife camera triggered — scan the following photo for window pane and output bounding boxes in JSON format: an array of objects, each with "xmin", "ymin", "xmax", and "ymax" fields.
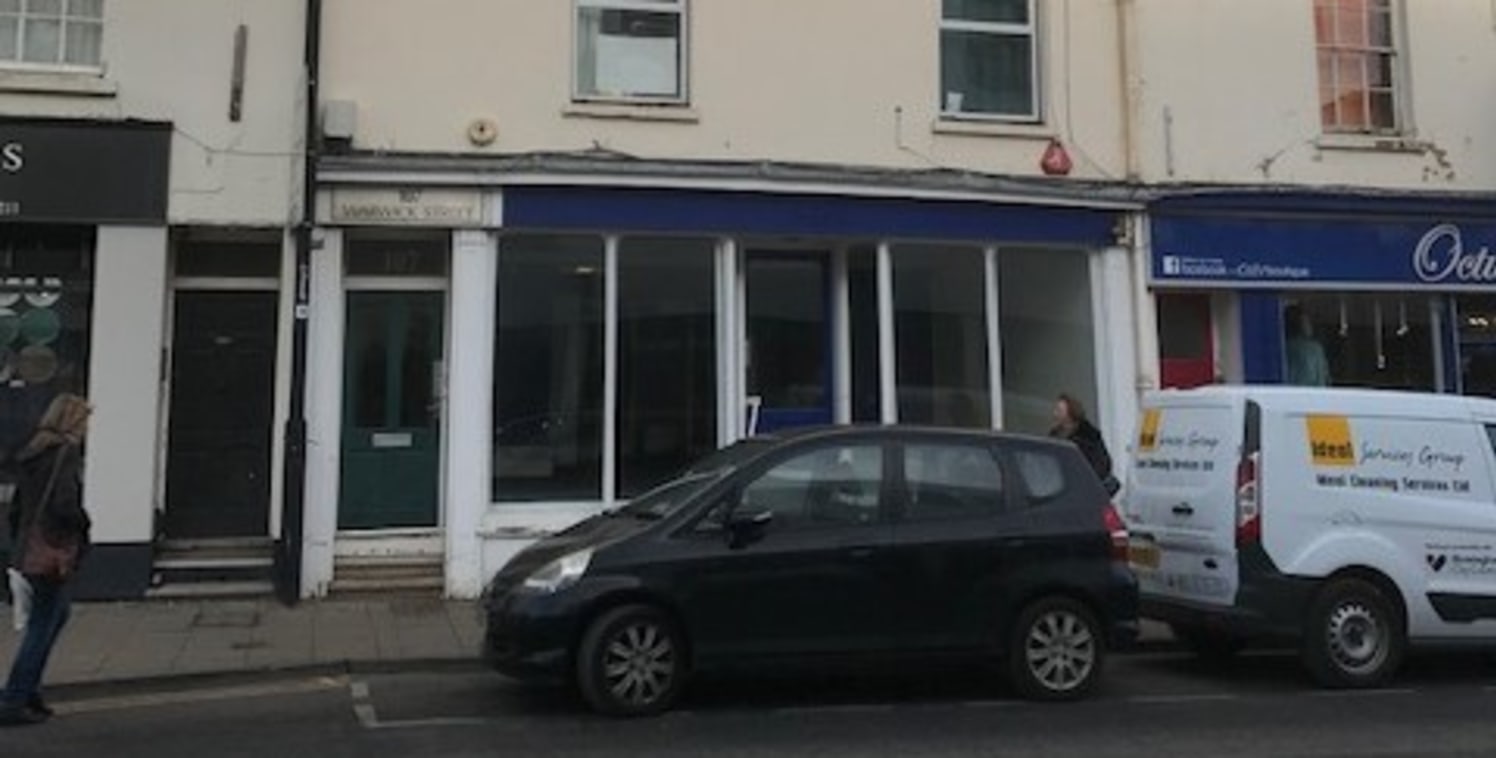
[
  {"xmin": 577, "ymin": 7, "xmax": 681, "ymax": 99},
  {"xmin": 1369, "ymin": 89, "xmax": 1395, "ymax": 129},
  {"xmin": 0, "ymin": 1, "xmax": 18, "ymax": 13},
  {"xmin": 848, "ymin": 247, "xmax": 881, "ymax": 423},
  {"xmin": 1158, "ymin": 296, "xmax": 1210, "ymax": 360},
  {"xmin": 1015, "ymin": 449, "xmax": 1066, "ymax": 501},
  {"xmin": 943, "ymin": 0, "xmax": 1029, "ymax": 24},
  {"xmin": 494, "ymin": 236, "xmax": 605, "ymax": 502},
  {"xmin": 1461, "ymin": 299, "xmax": 1496, "ymax": 399},
  {"xmin": 746, "ymin": 254, "xmax": 827, "ymax": 410},
  {"xmin": 0, "ymin": 17, "xmax": 16, "ymax": 60},
  {"xmin": 397, "ymin": 302, "xmax": 439, "ymax": 428},
  {"xmin": 64, "ymin": 18, "xmax": 99, "ymax": 65},
  {"xmin": 22, "ymin": 18, "xmax": 59, "ymax": 62},
  {"xmin": 999, "ymin": 248, "xmax": 1098, "ymax": 436},
  {"xmin": 895, "ymin": 246, "xmax": 990, "ymax": 427},
  {"xmin": 348, "ymin": 298, "xmax": 389, "ymax": 429},
  {"xmin": 1368, "ymin": 6, "xmax": 1392, "ymax": 46},
  {"xmin": 68, "ymin": 0, "xmax": 101, "ymax": 17},
  {"xmin": 345, "ymin": 236, "xmax": 448, "ymax": 277},
  {"xmin": 617, "ymin": 238, "xmax": 716, "ymax": 497},
  {"xmin": 940, "ymin": 29, "xmax": 1034, "ymax": 117},
  {"xmin": 904, "ymin": 444, "xmax": 1004, "ymax": 521},
  {"xmin": 175, "ymin": 237, "xmax": 281, "ymax": 278},
  {"xmin": 742, "ymin": 445, "xmax": 882, "ymax": 530},
  {"xmin": 1335, "ymin": 0, "xmax": 1367, "ymax": 46},
  {"xmin": 1287, "ymin": 294, "xmax": 1435, "ymax": 391},
  {"xmin": 1313, "ymin": 0, "xmax": 1333, "ymax": 43},
  {"xmin": 24, "ymin": 0, "xmax": 60, "ymax": 16}
]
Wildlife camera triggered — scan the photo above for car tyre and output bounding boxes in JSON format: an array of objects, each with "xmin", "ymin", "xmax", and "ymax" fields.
[
  {"xmin": 576, "ymin": 604, "xmax": 687, "ymax": 717},
  {"xmin": 1302, "ymin": 578, "xmax": 1405, "ymax": 689},
  {"xmin": 1009, "ymin": 597, "xmax": 1105, "ymax": 701},
  {"xmin": 1172, "ymin": 623, "xmax": 1248, "ymax": 662}
]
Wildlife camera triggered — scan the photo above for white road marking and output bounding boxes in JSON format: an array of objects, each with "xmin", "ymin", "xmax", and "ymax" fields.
[{"xmin": 55, "ymin": 676, "xmax": 348, "ymax": 716}]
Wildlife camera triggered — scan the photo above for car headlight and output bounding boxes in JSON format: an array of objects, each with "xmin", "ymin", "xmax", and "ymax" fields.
[{"xmin": 520, "ymin": 548, "xmax": 593, "ymax": 594}]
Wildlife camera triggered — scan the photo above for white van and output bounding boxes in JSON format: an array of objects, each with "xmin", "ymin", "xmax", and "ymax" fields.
[{"xmin": 1126, "ymin": 386, "xmax": 1496, "ymax": 688}]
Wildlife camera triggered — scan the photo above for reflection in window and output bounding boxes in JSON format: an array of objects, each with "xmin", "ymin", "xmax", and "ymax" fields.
[
  {"xmin": 398, "ymin": 305, "xmax": 436, "ymax": 428},
  {"xmin": 848, "ymin": 247, "xmax": 881, "ymax": 423},
  {"xmin": 575, "ymin": 0, "xmax": 685, "ymax": 101},
  {"xmin": 1287, "ymin": 294, "xmax": 1434, "ymax": 391},
  {"xmin": 493, "ymin": 236, "xmax": 605, "ymax": 502},
  {"xmin": 746, "ymin": 253, "xmax": 828, "ymax": 410},
  {"xmin": 741, "ymin": 445, "xmax": 882, "ymax": 529},
  {"xmin": 1015, "ymin": 449, "xmax": 1066, "ymax": 502},
  {"xmin": 999, "ymin": 248, "xmax": 1098, "ymax": 435},
  {"xmin": 895, "ymin": 246, "xmax": 990, "ymax": 427},
  {"xmin": 904, "ymin": 443, "xmax": 1004, "ymax": 520},
  {"xmin": 617, "ymin": 238, "xmax": 716, "ymax": 497},
  {"xmin": 348, "ymin": 296, "xmax": 388, "ymax": 429}
]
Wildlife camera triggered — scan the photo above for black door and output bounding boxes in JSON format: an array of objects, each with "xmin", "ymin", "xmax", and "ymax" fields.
[
  {"xmin": 672, "ymin": 441, "xmax": 895, "ymax": 662},
  {"xmin": 164, "ymin": 291, "xmax": 278, "ymax": 539},
  {"xmin": 884, "ymin": 438, "xmax": 1025, "ymax": 652}
]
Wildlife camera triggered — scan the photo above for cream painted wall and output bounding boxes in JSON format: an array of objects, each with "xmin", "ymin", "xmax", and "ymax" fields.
[
  {"xmin": 1130, "ymin": 0, "xmax": 1496, "ymax": 189},
  {"xmin": 0, "ymin": 0, "xmax": 302, "ymax": 225},
  {"xmin": 319, "ymin": 0, "xmax": 1127, "ymax": 180}
]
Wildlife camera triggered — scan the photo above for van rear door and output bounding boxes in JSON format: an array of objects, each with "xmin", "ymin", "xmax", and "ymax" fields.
[{"xmin": 1126, "ymin": 392, "xmax": 1245, "ymax": 608}]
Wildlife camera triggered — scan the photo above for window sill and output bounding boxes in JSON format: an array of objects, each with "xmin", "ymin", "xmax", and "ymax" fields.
[
  {"xmin": 933, "ymin": 118, "xmax": 1054, "ymax": 141},
  {"xmin": 1315, "ymin": 133, "xmax": 1426, "ymax": 154},
  {"xmin": 562, "ymin": 101, "xmax": 700, "ymax": 124},
  {"xmin": 0, "ymin": 69, "xmax": 116, "ymax": 97}
]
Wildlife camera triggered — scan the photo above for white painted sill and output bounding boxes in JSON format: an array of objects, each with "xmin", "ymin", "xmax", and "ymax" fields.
[
  {"xmin": 562, "ymin": 101, "xmax": 701, "ymax": 124},
  {"xmin": 0, "ymin": 68, "xmax": 116, "ymax": 97},
  {"xmin": 1315, "ymin": 133, "xmax": 1426, "ymax": 154},
  {"xmin": 933, "ymin": 118, "xmax": 1055, "ymax": 141}
]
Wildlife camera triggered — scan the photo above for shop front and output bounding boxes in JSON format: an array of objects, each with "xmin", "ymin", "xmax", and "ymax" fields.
[
  {"xmin": 1148, "ymin": 192, "xmax": 1496, "ymax": 397},
  {"xmin": 304, "ymin": 170, "xmax": 1141, "ymax": 598},
  {"xmin": 0, "ymin": 117, "xmax": 172, "ymax": 599}
]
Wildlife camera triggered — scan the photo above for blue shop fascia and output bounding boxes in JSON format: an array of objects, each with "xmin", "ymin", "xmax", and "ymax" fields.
[{"xmin": 1147, "ymin": 189, "xmax": 1496, "ymax": 398}]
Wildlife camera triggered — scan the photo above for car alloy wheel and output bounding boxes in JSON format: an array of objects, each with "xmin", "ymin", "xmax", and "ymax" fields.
[
  {"xmin": 1010, "ymin": 597, "xmax": 1104, "ymax": 701},
  {"xmin": 577, "ymin": 604, "xmax": 687, "ymax": 717},
  {"xmin": 602, "ymin": 621, "xmax": 676, "ymax": 707}
]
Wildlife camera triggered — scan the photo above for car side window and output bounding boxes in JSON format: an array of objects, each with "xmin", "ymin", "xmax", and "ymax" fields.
[
  {"xmin": 739, "ymin": 444, "xmax": 883, "ymax": 530},
  {"xmin": 902, "ymin": 443, "xmax": 1005, "ymax": 521},
  {"xmin": 1015, "ymin": 449, "xmax": 1067, "ymax": 504}
]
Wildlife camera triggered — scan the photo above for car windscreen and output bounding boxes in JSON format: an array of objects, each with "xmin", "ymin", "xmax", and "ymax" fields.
[{"xmin": 617, "ymin": 439, "xmax": 776, "ymax": 520}]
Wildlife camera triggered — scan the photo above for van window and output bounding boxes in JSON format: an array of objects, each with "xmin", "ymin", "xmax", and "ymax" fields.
[
  {"xmin": 902, "ymin": 444, "xmax": 1005, "ymax": 521},
  {"xmin": 1015, "ymin": 449, "xmax": 1067, "ymax": 503}
]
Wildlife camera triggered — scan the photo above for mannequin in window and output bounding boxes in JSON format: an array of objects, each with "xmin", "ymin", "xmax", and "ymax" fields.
[{"xmin": 1284, "ymin": 305, "xmax": 1330, "ymax": 387}]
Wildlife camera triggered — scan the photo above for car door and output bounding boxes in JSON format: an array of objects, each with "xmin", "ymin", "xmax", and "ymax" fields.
[
  {"xmin": 884, "ymin": 438, "xmax": 1020, "ymax": 653},
  {"xmin": 672, "ymin": 440, "xmax": 897, "ymax": 663}
]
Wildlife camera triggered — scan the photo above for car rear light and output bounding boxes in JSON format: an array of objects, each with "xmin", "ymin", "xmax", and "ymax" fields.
[
  {"xmin": 1235, "ymin": 452, "xmax": 1261, "ymax": 546},
  {"xmin": 1103, "ymin": 502, "xmax": 1129, "ymax": 563}
]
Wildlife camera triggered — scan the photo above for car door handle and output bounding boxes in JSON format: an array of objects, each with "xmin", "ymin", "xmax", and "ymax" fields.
[{"xmin": 1172, "ymin": 503, "xmax": 1195, "ymax": 517}]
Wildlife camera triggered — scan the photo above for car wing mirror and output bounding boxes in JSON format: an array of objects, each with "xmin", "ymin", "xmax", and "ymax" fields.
[{"xmin": 725, "ymin": 505, "xmax": 773, "ymax": 548}]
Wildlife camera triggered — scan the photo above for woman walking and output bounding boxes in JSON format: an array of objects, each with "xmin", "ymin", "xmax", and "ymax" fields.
[
  {"xmin": 0, "ymin": 393, "xmax": 90, "ymax": 727},
  {"xmin": 1050, "ymin": 393, "xmax": 1118, "ymax": 495}
]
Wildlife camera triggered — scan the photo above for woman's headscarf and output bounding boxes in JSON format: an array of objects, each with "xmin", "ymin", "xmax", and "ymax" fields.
[{"xmin": 18, "ymin": 393, "xmax": 90, "ymax": 461}]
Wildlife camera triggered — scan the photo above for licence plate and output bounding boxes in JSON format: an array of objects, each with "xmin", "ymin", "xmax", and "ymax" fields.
[{"xmin": 1128, "ymin": 543, "xmax": 1161, "ymax": 570}]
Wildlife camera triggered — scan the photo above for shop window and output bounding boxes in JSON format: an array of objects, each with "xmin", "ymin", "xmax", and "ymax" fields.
[
  {"xmin": 1286, "ymin": 294, "xmax": 1435, "ymax": 390},
  {"xmin": 617, "ymin": 238, "xmax": 716, "ymax": 497},
  {"xmin": 998, "ymin": 248, "xmax": 1098, "ymax": 436},
  {"xmin": 848, "ymin": 247, "xmax": 881, "ymax": 423},
  {"xmin": 1314, "ymin": 0, "xmax": 1401, "ymax": 134},
  {"xmin": 940, "ymin": 0, "xmax": 1039, "ymax": 120},
  {"xmin": 575, "ymin": 0, "xmax": 686, "ymax": 103},
  {"xmin": 1455, "ymin": 297, "xmax": 1496, "ymax": 398},
  {"xmin": 894, "ymin": 246, "xmax": 990, "ymax": 428},
  {"xmin": 0, "ymin": 0, "xmax": 103, "ymax": 69},
  {"xmin": 493, "ymin": 236, "xmax": 605, "ymax": 502},
  {"xmin": 174, "ymin": 235, "xmax": 281, "ymax": 279}
]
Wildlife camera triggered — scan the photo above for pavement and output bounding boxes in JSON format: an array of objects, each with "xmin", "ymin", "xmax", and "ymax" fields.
[{"xmin": 0, "ymin": 596, "xmax": 1175, "ymax": 690}]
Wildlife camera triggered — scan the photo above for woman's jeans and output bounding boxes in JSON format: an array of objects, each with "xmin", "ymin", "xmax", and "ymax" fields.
[{"xmin": 2, "ymin": 578, "xmax": 70, "ymax": 706}]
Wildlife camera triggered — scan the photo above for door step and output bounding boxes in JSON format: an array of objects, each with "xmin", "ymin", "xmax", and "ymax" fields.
[
  {"xmin": 150, "ymin": 538, "xmax": 276, "ymax": 599},
  {"xmin": 331, "ymin": 554, "xmax": 444, "ymax": 597}
]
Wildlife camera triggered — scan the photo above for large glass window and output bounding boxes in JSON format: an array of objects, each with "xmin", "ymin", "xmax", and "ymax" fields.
[
  {"xmin": 493, "ymin": 236, "xmax": 605, "ymax": 502},
  {"xmin": 0, "ymin": 0, "xmax": 102, "ymax": 68},
  {"xmin": 895, "ymin": 246, "xmax": 990, "ymax": 428},
  {"xmin": 940, "ymin": 0, "xmax": 1038, "ymax": 120},
  {"xmin": 999, "ymin": 248, "xmax": 1097, "ymax": 435},
  {"xmin": 1314, "ymin": 0, "xmax": 1400, "ymax": 133},
  {"xmin": 1459, "ymin": 296, "xmax": 1496, "ymax": 398},
  {"xmin": 848, "ymin": 247, "xmax": 881, "ymax": 423},
  {"xmin": 575, "ymin": 0, "xmax": 686, "ymax": 102},
  {"xmin": 617, "ymin": 238, "xmax": 716, "ymax": 497},
  {"xmin": 1286, "ymin": 294, "xmax": 1435, "ymax": 391}
]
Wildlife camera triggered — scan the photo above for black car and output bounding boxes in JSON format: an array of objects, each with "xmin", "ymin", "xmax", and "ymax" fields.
[{"xmin": 482, "ymin": 426, "xmax": 1138, "ymax": 716}]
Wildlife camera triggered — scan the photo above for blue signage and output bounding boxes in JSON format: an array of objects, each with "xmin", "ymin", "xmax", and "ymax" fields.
[{"xmin": 1152, "ymin": 214, "xmax": 1496, "ymax": 289}]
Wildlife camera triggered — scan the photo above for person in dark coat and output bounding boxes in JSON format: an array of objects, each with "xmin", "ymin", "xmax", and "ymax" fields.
[
  {"xmin": 0, "ymin": 393, "xmax": 90, "ymax": 727},
  {"xmin": 1049, "ymin": 393, "xmax": 1117, "ymax": 492}
]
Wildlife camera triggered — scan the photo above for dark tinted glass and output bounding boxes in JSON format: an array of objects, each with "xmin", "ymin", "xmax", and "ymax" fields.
[{"xmin": 903, "ymin": 443, "xmax": 1004, "ymax": 521}]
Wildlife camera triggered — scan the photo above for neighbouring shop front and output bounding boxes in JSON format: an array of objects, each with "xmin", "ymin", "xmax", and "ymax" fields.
[
  {"xmin": 303, "ymin": 170, "xmax": 1142, "ymax": 598},
  {"xmin": 0, "ymin": 117, "xmax": 171, "ymax": 600},
  {"xmin": 1148, "ymin": 192, "xmax": 1496, "ymax": 397}
]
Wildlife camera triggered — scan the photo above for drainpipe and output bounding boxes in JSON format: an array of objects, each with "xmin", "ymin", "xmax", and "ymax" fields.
[
  {"xmin": 277, "ymin": 0, "xmax": 322, "ymax": 606},
  {"xmin": 1115, "ymin": 0, "xmax": 1157, "ymax": 402}
]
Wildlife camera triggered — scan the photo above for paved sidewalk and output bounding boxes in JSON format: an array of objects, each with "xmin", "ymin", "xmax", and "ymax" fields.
[
  {"xmin": 0, "ymin": 599, "xmax": 1175, "ymax": 689},
  {"xmin": 0, "ymin": 597, "xmax": 483, "ymax": 687}
]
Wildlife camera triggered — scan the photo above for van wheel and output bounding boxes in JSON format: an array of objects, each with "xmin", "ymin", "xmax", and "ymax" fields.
[
  {"xmin": 1302, "ymin": 578, "xmax": 1405, "ymax": 689},
  {"xmin": 576, "ymin": 604, "xmax": 686, "ymax": 717},
  {"xmin": 1009, "ymin": 597, "xmax": 1105, "ymax": 701},
  {"xmin": 1172, "ymin": 623, "xmax": 1247, "ymax": 662}
]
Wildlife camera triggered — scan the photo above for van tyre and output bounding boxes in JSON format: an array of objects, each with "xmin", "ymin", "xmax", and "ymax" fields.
[
  {"xmin": 1172, "ymin": 623, "xmax": 1247, "ymax": 662},
  {"xmin": 1302, "ymin": 578, "xmax": 1405, "ymax": 689},
  {"xmin": 576, "ymin": 604, "xmax": 686, "ymax": 717},
  {"xmin": 1009, "ymin": 597, "xmax": 1105, "ymax": 701}
]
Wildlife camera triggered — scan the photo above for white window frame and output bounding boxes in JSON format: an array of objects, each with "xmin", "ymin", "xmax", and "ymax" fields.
[
  {"xmin": 939, "ymin": 0, "xmax": 1041, "ymax": 123},
  {"xmin": 1314, "ymin": 0, "xmax": 1405, "ymax": 135},
  {"xmin": 0, "ymin": 0, "xmax": 104, "ymax": 73},
  {"xmin": 572, "ymin": 0, "xmax": 689, "ymax": 106}
]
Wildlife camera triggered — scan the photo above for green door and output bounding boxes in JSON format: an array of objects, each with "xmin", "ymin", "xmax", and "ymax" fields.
[{"xmin": 340, "ymin": 291, "xmax": 444, "ymax": 530}]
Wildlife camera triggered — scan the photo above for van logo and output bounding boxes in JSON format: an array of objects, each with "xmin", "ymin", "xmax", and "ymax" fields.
[
  {"xmin": 1428, "ymin": 554, "xmax": 1448, "ymax": 572},
  {"xmin": 1306, "ymin": 415, "xmax": 1355, "ymax": 467},
  {"xmin": 1138, "ymin": 409, "xmax": 1162, "ymax": 452}
]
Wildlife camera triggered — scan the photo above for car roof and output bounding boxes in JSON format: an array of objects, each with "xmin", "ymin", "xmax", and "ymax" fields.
[{"xmin": 747, "ymin": 424, "xmax": 1069, "ymax": 450}]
